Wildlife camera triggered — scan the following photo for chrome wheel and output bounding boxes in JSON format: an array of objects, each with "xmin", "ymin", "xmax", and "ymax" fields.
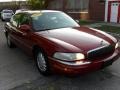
[{"xmin": 37, "ymin": 52, "xmax": 47, "ymax": 72}]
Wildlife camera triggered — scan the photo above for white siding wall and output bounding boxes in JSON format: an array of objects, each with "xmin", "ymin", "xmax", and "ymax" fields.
[{"xmin": 105, "ymin": 0, "xmax": 119, "ymax": 22}]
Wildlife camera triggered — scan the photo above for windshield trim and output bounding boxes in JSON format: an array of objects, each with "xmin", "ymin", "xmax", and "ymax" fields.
[{"xmin": 34, "ymin": 26, "xmax": 80, "ymax": 32}]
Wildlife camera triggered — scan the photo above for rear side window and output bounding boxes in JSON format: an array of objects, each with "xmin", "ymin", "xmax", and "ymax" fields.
[
  {"xmin": 10, "ymin": 14, "xmax": 21, "ymax": 27},
  {"xmin": 19, "ymin": 14, "xmax": 31, "ymax": 26}
]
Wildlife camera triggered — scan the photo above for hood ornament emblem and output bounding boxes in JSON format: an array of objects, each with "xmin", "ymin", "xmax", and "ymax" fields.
[{"xmin": 100, "ymin": 40, "xmax": 104, "ymax": 46}]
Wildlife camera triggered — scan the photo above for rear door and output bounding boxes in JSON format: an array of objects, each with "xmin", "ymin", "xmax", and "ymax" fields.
[{"xmin": 8, "ymin": 13, "xmax": 21, "ymax": 45}]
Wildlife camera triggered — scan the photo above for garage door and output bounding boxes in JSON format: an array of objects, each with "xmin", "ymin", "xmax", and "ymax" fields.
[{"xmin": 110, "ymin": 3, "xmax": 119, "ymax": 23}]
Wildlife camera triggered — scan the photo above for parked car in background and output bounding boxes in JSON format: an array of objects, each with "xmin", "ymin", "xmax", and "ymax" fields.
[
  {"xmin": 1, "ymin": 9, "xmax": 14, "ymax": 21},
  {"xmin": 4, "ymin": 10, "xmax": 120, "ymax": 76}
]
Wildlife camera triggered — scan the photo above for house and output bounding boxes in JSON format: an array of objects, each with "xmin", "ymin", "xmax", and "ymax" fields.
[
  {"xmin": 0, "ymin": 1, "xmax": 27, "ymax": 12},
  {"xmin": 3, "ymin": 0, "xmax": 119, "ymax": 23},
  {"xmin": 89, "ymin": 0, "xmax": 105, "ymax": 21},
  {"xmin": 105, "ymin": 0, "xmax": 120, "ymax": 23},
  {"xmin": 46, "ymin": 0, "xmax": 106, "ymax": 21}
]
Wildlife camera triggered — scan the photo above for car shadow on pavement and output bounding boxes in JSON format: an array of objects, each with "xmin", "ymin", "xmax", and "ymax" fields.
[
  {"xmin": 9, "ymin": 66, "xmax": 120, "ymax": 90},
  {"xmin": 0, "ymin": 43, "xmax": 120, "ymax": 90}
]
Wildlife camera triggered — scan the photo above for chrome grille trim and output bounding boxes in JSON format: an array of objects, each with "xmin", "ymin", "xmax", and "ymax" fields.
[
  {"xmin": 87, "ymin": 45, "xmax": 109, "ymax": 54},
  {"xmin": 87, "ymin": 45, "xmax": 115, "ymax": 60}
]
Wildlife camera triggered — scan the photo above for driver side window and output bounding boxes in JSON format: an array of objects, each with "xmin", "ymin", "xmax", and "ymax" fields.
[{"xmin": 19, "ymin": 14, "xmax": 30, "ymax": 27}]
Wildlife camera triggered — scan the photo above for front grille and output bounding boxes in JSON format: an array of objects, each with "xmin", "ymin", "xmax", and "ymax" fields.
[{"xmin": 87, "ymin": 45, "xmax": 115, "ymax": 60}]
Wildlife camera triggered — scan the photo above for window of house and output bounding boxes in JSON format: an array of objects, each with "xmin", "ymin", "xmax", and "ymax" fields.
[
  {"xmin": 66, "ymin": 0, "xmax": 89, "ymax": 12},
  {"xmin": 49, "ymin": 0, "xmax": 63, "ymax": 9}
]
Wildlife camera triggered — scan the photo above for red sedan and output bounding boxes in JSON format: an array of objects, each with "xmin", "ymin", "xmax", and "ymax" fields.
[{"xmin": 4, "ymin": 10, "xmax": 120, "ymax": 76}]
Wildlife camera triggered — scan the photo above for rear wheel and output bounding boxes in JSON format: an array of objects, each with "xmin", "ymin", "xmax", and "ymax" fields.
[
  {"xmin": 35, "ymin": 49, "xmax": 51, "ymax": 76},
  {"xmin": 6, "ymin": 34, "xmax": 15, "ymax": 48}
]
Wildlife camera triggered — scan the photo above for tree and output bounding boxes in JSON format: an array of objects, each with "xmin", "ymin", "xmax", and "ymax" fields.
[{"xmin": 27, "ymin": 0, "xmax": 47, "ymax": 10}]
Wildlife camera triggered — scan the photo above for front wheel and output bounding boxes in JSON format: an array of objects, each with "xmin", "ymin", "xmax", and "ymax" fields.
[{"xmin": 35, "ymin": 49, "xmax": 51, "ymax": 76}]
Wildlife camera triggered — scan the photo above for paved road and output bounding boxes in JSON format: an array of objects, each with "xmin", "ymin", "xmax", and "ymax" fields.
[
  {"xmin": 0, "ymin": 21, "xmax": 120, "ymax": 90},
  {"xmin": 0, "ymin": 21, "xmax": 40, "ymax": 90}
]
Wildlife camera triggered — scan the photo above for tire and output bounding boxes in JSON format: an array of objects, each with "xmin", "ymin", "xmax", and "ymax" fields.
[
  {"xmin": 1, "ymin": 17, "xmax": 4, "ymax": 21},
  {"xmin": 35, "ymin": 48, "xmax": 51, "ymax": 76},
  {"xmin": 6, "ymin": 34, "xmax": 15, "ymax": 48}
]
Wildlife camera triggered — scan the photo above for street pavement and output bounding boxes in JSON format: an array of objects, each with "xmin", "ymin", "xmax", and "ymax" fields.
[
  {"xmin": 0, "ymin": 21, "xmax": 40, "ymax": 90},
  {"xmin": 0, "ymin": 21, "xmax": 120, "ymax": 90}
]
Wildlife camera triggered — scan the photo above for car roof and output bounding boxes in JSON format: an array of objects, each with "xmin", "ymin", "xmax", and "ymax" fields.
[{"xmin": 17, "ymin": 10, "xmax": 61, "ymax": 15}]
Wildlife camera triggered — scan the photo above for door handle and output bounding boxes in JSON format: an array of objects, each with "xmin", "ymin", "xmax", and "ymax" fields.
[
  {"xmin": 22, "ymin": 33, "xmax": 27, "ymax": 36},
  {"xmin": 19, "ymin": 31, "xmax": 27, "ymax": 36}
]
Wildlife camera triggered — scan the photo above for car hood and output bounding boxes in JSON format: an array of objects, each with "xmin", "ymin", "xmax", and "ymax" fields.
[{"xmin": 35, "ymin": 27, "xmax": 117, "ymax": 52}]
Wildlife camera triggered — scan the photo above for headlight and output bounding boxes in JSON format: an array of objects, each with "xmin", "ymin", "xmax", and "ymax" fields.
[
  {"xmin": 115, "ymin": 43, "xmax": 119, "ymax": 49},
  {"xmin": 53, "ymin": 53, "xmax": 85, "ymax": 61}
]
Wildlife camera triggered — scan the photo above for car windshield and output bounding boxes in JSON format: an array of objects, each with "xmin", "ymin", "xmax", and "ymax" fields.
[{"xmin": 31, "ymin": 12, "xmax": 80, "ymax": 31}]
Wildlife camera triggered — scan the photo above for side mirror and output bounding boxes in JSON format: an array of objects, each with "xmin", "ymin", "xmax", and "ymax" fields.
[
  {"xmin": 75, "ymin": 20, "xmax": 79, "ymax": 23},
  {"xmin": 19, "ymin": 25, "xmax": 31, "ymax": 32}
]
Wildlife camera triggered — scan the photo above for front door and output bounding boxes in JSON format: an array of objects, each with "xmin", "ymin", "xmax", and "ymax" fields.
[
  {"xmin": 17, "ymin": 14, "xmax": 33, "ymax": 55},
  {"xmin": 110, "ymin": 2, "xmax": 119, "ymax": 23}
]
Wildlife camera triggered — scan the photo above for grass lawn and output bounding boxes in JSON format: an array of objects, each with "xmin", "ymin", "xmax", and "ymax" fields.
[
  {"xmin": 78, "ymin": 20, "xmax": 120, "ymax": 34},
  {"xmin": 79, "ymin": 20, "xmax": 96, "ymax": 25},
  {"xmin": 95, "ymin": 25, "xmax": 120, "ymax": 34}
]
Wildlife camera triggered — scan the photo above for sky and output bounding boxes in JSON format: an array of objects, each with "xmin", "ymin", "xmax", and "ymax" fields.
[{"xmin": 0, "ymin": 0, "xmax": 26, "ymax": 2}]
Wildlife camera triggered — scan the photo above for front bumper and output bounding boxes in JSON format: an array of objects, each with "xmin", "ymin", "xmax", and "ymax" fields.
[{"xmin": 49, "ymin": 49, "xmax": 120, "ymax": 75}]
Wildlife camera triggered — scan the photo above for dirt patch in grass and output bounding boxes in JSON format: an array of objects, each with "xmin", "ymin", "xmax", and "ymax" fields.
[{"xmin": 79, "ymin": 20, "xmax": 96, "ymax": 25}]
